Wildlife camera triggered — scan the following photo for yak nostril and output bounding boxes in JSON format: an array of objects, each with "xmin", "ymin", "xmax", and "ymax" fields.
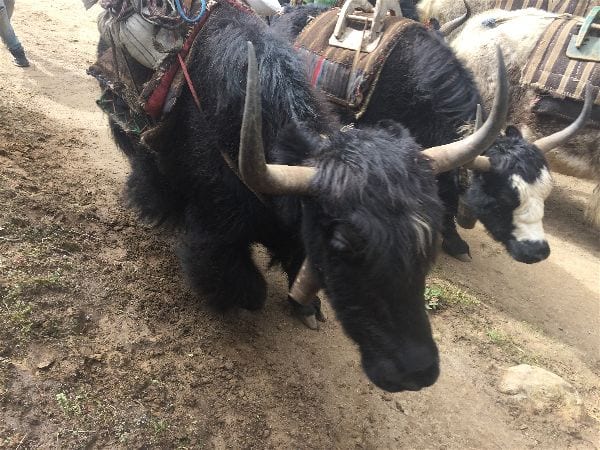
[
  {"xmin": 363, "ymin": 343, "xmax": 440, "ymax": 392},
  {"xmin": 410, "ymin": 359, "xmax": 440, "ymax": 387},
  {"xmin": 368, "ymin": 357, "xmax": 440, "ymax": 392}
]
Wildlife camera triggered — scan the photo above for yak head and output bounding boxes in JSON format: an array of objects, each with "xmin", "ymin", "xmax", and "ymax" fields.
[
  {"xmin": 239, "ymin": 42, "xmax": 510, "ymax": 392},
  {"xmin": 460, "ymin": 86, "xmax": 592, "ymax": 264},
  {"xmin": 299, "ymin": 124, "xmax": 442, "ymax": 393}
]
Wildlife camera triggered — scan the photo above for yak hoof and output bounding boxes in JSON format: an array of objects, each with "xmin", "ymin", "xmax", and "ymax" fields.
[
  {"xmin": 315, "ymin": 305, "xmax": 327, "ymax": 322},
  {"xmin": 301, "ymin": 314, "xmax": 319, "ymax": 330},
  {"xmin": 288, "ymin": 296, "xmax": 325, "ymax": 330},
  {"xmin": 454, "ymin": 252, "xmax": 472, "ymax": 262},
  {"xmin": 442, "ymin": 237, "xmax": 471, "ymax": 262}
]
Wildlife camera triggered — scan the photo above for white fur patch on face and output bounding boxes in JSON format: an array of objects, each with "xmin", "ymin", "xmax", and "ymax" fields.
[
  {"xmin": 511, "ymin": 168, "xmax": 553, "ymax": 242},
  {"xmin": 411, "ymin": 213, "xmax": 433, "ymax": 256}
]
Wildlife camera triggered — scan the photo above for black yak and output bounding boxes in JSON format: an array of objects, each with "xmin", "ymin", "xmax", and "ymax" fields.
[
  {"xmin": 271, "ymin": 4, "xmax": 591, "ymax": 263},
  {"xmin": 102, "ymin": 1, "xmax": 508, "ymax": 391}
]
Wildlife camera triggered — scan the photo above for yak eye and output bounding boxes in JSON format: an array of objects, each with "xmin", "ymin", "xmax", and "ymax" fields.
[
  {"xmin": 329, "ymin": 226, "xmax": 364, "ymax": 257},
  {"xmin": 330, "ymin": 229, "xmax": 352, "ymax": 253}
]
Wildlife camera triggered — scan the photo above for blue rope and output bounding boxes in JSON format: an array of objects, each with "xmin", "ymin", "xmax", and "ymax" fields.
[{"xmin": 174, "ymin": 0, "xmax": 207, "ymax": 23}]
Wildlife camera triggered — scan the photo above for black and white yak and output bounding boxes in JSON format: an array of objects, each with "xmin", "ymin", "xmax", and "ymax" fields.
[
  {"xmin": 102, "ymin": 1, "xmax": 509, "ymax": 392},
  {"xmin": 449, "ymin": 8, "xmax": 599, "ymax": 227},
  {"xmin": 271, "ymin": 4, "xmax": 590, "ymax": 263}
]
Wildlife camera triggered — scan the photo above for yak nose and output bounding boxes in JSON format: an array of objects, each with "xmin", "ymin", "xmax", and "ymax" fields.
[
  {"xmin": 508, "ymin": 239, "xmax": 550, "ymax": 264},
  {"xmin": 363, "ymin": 343, "xmax": 440, "ymax": 392}
]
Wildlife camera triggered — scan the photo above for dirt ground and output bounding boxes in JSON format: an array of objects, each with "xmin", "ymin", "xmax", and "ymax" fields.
[{"xmin": 0, "ymin": 1, "xmax": 598, "ymax": 448}]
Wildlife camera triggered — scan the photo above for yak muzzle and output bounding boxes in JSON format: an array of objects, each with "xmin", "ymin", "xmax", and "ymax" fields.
[
  {"xmin": 507, "ymin": 239, "xmax": 550, "ymax": 264},
  {"xmin": 362, "ymin": 342, "xmax": 440, "ymax": 392}
]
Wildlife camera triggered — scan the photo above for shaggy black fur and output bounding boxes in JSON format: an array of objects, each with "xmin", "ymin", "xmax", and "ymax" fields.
[
  {"xmin": 272, "ymin": 6, "xmax": 478, "ymax": 257},
  {"xmin": 271, "ymin": 7, "xmax": 550, "ymax": 262},
  {"xmin": 105, "ymin": 1, "xmax": 443, "ymax": 392},
  {"xmin": 399, "ymin": 0, "xmax": 419, "ymax": 20}
]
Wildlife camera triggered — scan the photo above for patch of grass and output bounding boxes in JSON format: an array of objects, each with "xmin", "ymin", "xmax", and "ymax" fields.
[
  {"xmin": 485, "ymin": 328, "xmax": 542, "ymax": 365},
  {"xmin": 6, "ymin": 299, "xmax": 32, "ymax": 334},
  {"xmin": 425, "ymin": 279, "xmax": 480, "ymax": 311},
  {"xmin": 424, "ymin": 285, "xmax": 444, "ymax": 310},
  {"xmin": 23, "ymin": 270, "xmax": 64, "ymax": 294},
  {"xmin": 487, "ymin": 328, "xmax": 510, "ymax": 346},
  {"xmin": 150, "ymin": 418, "xmax": 169, "ymax": 435},
  {"xmin": 56, "ymin": 391, "xmax": 84, "ymax": 416},
  {"xmin": 3, "ymin": 270, "xmax": 64, "ymax": 299},
  {"xmin": 1, "ymin": 270, "xmax": 65, "ymax": 340}
]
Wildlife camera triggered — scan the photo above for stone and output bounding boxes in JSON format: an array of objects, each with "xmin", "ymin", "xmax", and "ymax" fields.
[
  {"xmin": 498, "ymin": 364, "xmax": 585, "ymax": 423},
  {"xmin": 36, "ymin": 358, "xmax": 55, "ymax": 370}
]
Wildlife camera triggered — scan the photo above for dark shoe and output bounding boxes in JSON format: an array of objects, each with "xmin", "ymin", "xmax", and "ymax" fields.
[{"xmin": 9, "ymin": 48, "xmax": 29, "ymax": 67}]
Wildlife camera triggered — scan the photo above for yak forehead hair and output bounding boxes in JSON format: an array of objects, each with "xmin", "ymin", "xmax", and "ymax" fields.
[
  {"xmin": 487, "ymin": 134, "xmax": 548, "ymax": 183},
  {"xmin": 192, "ymin": 2, "xmax": 327, "ymax": 134},
  {"xmin": 311, "ymin": 125, "xmax": 443, "ymax": 271}
]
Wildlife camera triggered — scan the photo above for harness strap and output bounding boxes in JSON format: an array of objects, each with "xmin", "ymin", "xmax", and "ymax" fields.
[
  {"xmin": 177, "ymin": 53, "xmax": 202, "ymax": 109},
  {"xmin": 178, "ymin": 49, "xmax": 269, "ymax": 206}
]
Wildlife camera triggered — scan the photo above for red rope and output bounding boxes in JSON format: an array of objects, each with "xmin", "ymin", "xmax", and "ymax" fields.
[
  {"xmin": 145, "ymin": 0, "xmax": 255, "ymax": 119},
  {"xmin": 178, "ymin": 53, "xmax": 202, "ymax": 110},
  {"xmin": 224, "ymin": 0, "xmax": 255, "ymax": 15},
  {"xmin": 144, "ymin": 11, "xmax": 209, "ymax": 119}
]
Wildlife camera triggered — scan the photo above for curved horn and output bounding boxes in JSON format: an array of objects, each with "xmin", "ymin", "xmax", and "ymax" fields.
[
  {"xmin": 465, "ymin": 104, "xmax": 492, "ymax": 171},
  {"xmin": 467, "ymin": 155, "xmax": 491, "ymax": 171},
  {"xmin": 474, "ymin": 103, "xmax": 483, "ymax": 130},
  {"xmin": 422, "ymin": 46, "xmax": 508, "ymax": 174},
  {"xmin": 440, "ymin": 0, "xmax": 471, "ymax": 37},
  {"xmin": 533, "ymin": 83, "xmax": 593, "ymax": 153},
  {"xmin": 239, "ymin": 41, "xmax": 317, "ymax": 195}
]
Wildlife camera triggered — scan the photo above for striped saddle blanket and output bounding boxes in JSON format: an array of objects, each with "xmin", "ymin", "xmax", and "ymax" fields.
[
  {"xmin": 494, "ymin": 0, "xmax": 550, "ymax": 10},
  {"xmin": 295, "ymin": 9, "xmax": 420, "ymax": 117},
  {"xmin": 521, "ymin": 16, "xmax": 600, "ymax": 124},
  {"xmin": 493, "ymin": 0, "xmax": 594, "ymax": 15},
  {"xmin": 548, "ymin": 0, "xmax": 595, "ymax": 16}
]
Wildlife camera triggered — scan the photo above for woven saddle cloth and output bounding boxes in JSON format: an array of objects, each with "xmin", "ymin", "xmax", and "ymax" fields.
[
  {"xmin": 520, "ymin": 15, "xmax": 600, "ymax": 125},
  {"xmin": 493, "ymin": 0, "xmax": 594, "ymax": 15},
  {"xmin": 295, "ymin": 9, "xmax": 422, "ymax": 118}
]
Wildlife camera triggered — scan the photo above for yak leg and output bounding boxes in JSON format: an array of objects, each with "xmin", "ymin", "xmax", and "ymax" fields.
[
  {"xmin": 437, "ymin": 171, "xmax": 471, "ymax": 261},
  {"xmin": 267, "ymin": 241, "xmax": 326, "ymax": 329},
  {"xmin": 179, "ymin": 232, "xmax": 267, "ymax": 311},
  {"xmin": 285, "ymin": 259, "xmax": 327, "ymax": 329}
]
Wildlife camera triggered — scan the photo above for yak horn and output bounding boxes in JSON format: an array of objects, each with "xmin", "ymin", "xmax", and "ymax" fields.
[
  {"xmin": 467, "ymin": 155, "xmax": 492, "ymax": 171},
  {"xmin": 465, "ymin": 104, "xmax": 492, "ymax": 171},
  {"xmin": 440, "ymin": 0, "xmax": 471, "ymax": 37},
  {"xmin": 422, "ymin": 46, "xmax": 508, "ymax": 174},
  {"xmin": 474, "ymin": 103, "xmax": 483, "ymax": 130},
  {"xmin": 239, "ymin": 41, "xmax": 317, "ymax": 195},
  {"xmin": 533, "ymin": 83, "xmax": 594, "ymax": 153}
]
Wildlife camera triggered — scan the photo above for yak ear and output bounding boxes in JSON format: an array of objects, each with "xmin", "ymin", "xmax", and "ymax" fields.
[{"xmin": 504, "ymin": 125, "xmax": 522, "ymax": 138}]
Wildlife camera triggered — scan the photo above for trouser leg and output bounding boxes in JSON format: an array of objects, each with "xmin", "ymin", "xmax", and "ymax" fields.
[{"xmin": 0, "ymin": 0, "xmax": 23, "ymax": 52}]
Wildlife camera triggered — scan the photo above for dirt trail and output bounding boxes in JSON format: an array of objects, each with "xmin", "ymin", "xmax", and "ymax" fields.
[
  {"xmin": 435, "ymin": 174, "xmax": 600, "ymax": 365},
  {"xmin": 0, "ymin": 1, "xmax": 598, "ymax": 448}
]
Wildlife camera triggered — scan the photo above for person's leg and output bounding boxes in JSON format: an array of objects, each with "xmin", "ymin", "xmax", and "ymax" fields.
[
  {"xmin": 5, "ymin": 0, "xmax": 13, "ymax": 19},
  {"xmin": 0, "ymin": 0, "xmax": 29, "ymax": 67}
]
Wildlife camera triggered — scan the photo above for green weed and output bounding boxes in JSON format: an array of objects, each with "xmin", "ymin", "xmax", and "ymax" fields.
[{"xmin": 425, "ymin": 279, "xmax": 480, "ymax": 311}]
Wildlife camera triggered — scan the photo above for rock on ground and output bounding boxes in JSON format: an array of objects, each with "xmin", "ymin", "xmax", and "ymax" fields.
[{"xmin": 499, "ymin": 364, "xmax": 585, "ymax": 423}]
